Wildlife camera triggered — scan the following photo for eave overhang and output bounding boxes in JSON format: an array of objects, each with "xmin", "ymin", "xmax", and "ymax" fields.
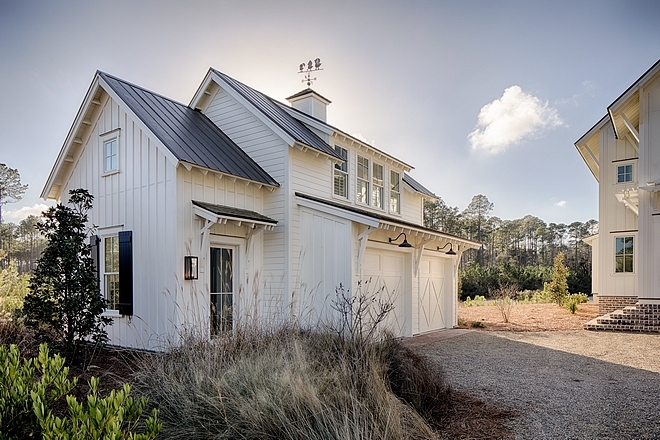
[
  {"xmin": 574, "ymin": 115, "xmax": 607, "ymax": 182},
  {"xmin": 192, "ymin": 200, "xmax": 277, "ymax": 231}
]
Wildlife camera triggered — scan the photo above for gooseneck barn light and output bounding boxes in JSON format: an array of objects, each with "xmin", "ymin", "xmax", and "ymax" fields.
[
  {"xmin": 389, "ymin": 232, "xmax": 413, "ymax": 248},
  {"xmin": 437, "ymin": 243, "xmax": 457, "ymax": 255}
]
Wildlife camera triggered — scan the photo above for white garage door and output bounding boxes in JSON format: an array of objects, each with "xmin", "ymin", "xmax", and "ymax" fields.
[
  {"xmin": 363, "ymin": 248, "xmax": 410, "ymax": 337},
  {"xmin": 418, "ymin": 256, "xmax": 448, "ymax": 333}
]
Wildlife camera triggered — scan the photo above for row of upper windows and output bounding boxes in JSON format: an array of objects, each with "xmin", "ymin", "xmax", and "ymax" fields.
[{"xmin": 333, "ymin": 145, "xmax": 401, "ymax": 214}]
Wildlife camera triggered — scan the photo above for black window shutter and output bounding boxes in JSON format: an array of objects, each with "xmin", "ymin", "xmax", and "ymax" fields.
[
  {"xmin": 89, "ymin": 235, "xmax": 100, "ymax": 291},
  {"xmin": 118, "ymin": 231, "xmax": 133, "ymax": 316}
]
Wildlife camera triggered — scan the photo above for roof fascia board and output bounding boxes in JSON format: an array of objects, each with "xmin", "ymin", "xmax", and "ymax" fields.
[
  {"xmin": 279, "ymin": 105, "xmax": 334, "ymax": 135},
  {"xmin": 608, "ymin": 59, "xmax": 660, "ymax": 115},
  {"xmin": 98, "ymin": 75, "xmax": 180, "ymax": 168},
  {"xmin": 575, "ymin": 115, "xmax": 609, "ymax": 147},
  {"xmin": 331, "ymin": 131, "xmax": 413, "ymax": 172},
  {"xmin": 189, "ymin": 69, "xmax": 214, "ymax": 109},
  {"xmin": 296, "ymin": 195, "xmax": 380, "ymax": 228},
  {"xmin": 180, "ymin": 161, "xmax": 279, "ymax": 189},
  {"xmin": 402, "ymin": 180, "xmax": 435, "ymax": 198},
  {"xmin": 575, "ymin": 144, "xmax": 599, "ymax": 181},
  {"xmin": 42, "ymin": 76, "xmax": 103, "ymax": 199},
  {"xmin": 208, "ymin": 71, "xmax": 297, "ymax": 147}
]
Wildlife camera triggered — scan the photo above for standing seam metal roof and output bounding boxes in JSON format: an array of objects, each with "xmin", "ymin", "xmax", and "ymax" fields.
[
  {"xmin": 210, "ymin": 68, "xmax": 342, "ymax": 160},
  {"xmin": 403, "ymin": 173, "xmax": 437, "ymax": 198},
  {"xmin": 99, "ymin": 71, "xmax": 279, "ymax": 187}
]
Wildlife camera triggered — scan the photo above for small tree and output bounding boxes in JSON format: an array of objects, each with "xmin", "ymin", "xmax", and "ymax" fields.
[
  {"xmin": 544, "ymin": 252, "xmax": 569, "ymax": 305},
  {"xmin": 23, "ymin": 189, "xmax": 110, "ymax": 353}
]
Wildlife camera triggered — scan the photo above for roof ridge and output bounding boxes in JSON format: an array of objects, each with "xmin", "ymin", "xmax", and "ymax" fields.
[{"xmin": 97, "ymin": 71, "xmax": 191, "ymax": 109}]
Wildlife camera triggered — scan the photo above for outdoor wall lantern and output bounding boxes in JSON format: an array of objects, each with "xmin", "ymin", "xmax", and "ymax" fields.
[
  {"xmin": 184, "ymin": 256, "xmax": 199, "ymax": 280},
  {"xmin": 389, "ymin": 232, "xmax": 413, "ymax": 248},
  {"xmin": 437, "ymin": 243, "xmax": 457, "ymax": 255}
]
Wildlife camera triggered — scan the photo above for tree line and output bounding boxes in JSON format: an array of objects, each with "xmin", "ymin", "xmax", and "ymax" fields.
[
  {"xmin": 1, "ymin": 216, "xmax": 47, "ymax": 274},
  {"xmin": 424, "ymin": 195, "xmax": 597, "ymax": 296}
]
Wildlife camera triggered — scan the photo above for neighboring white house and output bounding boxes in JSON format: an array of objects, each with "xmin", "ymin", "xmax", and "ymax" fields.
[
  {"xmin": 42, "ymin": 69, "xmax": 479, "ymax": 349},
  {"xmin": 576, "ymin": 59, "xmax": 660, "ymax": 331}
]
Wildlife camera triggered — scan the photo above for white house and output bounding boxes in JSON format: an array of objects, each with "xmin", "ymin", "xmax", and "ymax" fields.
[
  {"xmin": 42, "ymin": 69, "xmax": 479, "ymax": 349},
  {"xmin": 576, "ymin": 59, "xmax": 660, "ymax": 331}
]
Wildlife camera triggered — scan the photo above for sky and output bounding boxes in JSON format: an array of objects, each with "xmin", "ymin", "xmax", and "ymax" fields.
[{"xmin": 1, "ymin": 0, "xmax": 660, "ymax": 226}]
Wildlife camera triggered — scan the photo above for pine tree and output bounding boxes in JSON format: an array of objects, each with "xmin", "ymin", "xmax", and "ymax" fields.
[{"xmin": 545, "ymin": 252, "xmax": 569, "ymax": 305}]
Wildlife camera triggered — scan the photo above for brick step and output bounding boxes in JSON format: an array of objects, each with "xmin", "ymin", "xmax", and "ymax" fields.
[{"xmin": 585, "ymin": 304, "xmax": 660, "ymax": 332}]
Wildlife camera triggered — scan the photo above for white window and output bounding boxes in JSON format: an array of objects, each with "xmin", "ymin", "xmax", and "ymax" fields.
[
  {"xmin": 372, "ymin": 163, "xmax": 384, "ymax": 209},
  {"xmin": 357, "ymin": 155, "xmax": 370, "ymax": 204},
  {"xmin": 104, "ymin": 138, "xmax": 118, "ymax": 173},
  {"xmin": 390, "ymin": 170, "xmax": 400, "ymax": 214},
  {"xmin": 616, "ymin": 163, "xmax": 634, "ymax": 183},
  {"xmin": 103, "ymin": 236, "xmax": 120, "ymax": 310},
  {"xmin": 333, "ymin": 146, "xmax": 348, "ymax": 198},
  {"xmin": 615, "ymin": 236, "xmax": 634, "ymax": 273}
]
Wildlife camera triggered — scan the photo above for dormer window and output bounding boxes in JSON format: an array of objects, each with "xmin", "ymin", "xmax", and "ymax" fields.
[
  {"xmin": 104, "ymin": 138, "xmax": 118, "ymax": 173},
  {"xmin": 357, "ymin": 155, "xmax": 370, "ymax": 204},
  {"xmin": 333, "ymin": 146, "xmax": 348, "ymax": 198},
  {"xmin": 372, "ymin": 163, "xmax": 383, "ymax": 209},
  {"xmin": 390, "ymin": 170, "xmax": 400, "ymax": 214}
]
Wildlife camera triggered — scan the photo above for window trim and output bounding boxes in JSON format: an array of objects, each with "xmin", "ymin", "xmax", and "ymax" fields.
[
  {"xmin": 613, "ymin": 234, "xmax": 636, "ymax": 275},
  {"xmin": 208, "ymin": 238, "xmax": 241, "ymax": 336},
  {"xmin": 101, "ymin": 129, "xmax": 120, "ymax": 177},
  {"xmin": 371, "ymin": 162, "xmax": 384, "ymax": 209},
  {"xmin": 614, "ymin": 161, "xmax": 636, "ymax": 186}
]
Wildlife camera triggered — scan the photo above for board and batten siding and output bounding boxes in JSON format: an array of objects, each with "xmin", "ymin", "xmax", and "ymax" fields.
[
  {"xmin": 60, "ymin": 92, "xmax": 178, "ymax": 350},
  {"xmin": 203, "ymin": 86, "xmax": 289, "ymax": 318},
  {"xmin": 597, "ymin": 124, "xmax": 638, "ymax": 298}
]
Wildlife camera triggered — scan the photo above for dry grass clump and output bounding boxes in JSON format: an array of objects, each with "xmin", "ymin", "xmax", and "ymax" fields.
[{"xmin": 131, "ymin": 325, "xmax": 451, "ymax": 439}]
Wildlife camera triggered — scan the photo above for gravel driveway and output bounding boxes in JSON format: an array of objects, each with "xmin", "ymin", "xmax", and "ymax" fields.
[{"xmin": 415, "ymin": 330, "xmax": 660, "ymax": 440}]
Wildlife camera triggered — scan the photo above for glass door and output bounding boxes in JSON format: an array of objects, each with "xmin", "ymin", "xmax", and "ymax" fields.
[{"xmin": 210, "ymin": 247, "xmax": 234, "ymax": 335}]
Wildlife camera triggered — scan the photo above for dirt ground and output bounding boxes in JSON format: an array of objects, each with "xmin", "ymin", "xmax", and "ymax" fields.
[{"xmin": 457, "ymin": 302, "xmax": 599, "ymax": 331}]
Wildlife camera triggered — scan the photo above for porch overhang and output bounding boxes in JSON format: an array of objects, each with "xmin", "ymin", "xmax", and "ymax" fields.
[{"xmin": 192, "ymin": 200, "xmax": 278, "ymax": 232}]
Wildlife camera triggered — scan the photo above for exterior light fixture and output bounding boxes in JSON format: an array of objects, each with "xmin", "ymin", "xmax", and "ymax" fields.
[
  {"xmin": 438, "ymin": 243, "xmax": 457, "ymax": 255},
  {"xmin": 389, "ymin": 232, "xmax": 413, "ymax": 248},
  {"xmin": 184, "ymin": 256, "xmax": 198, "ymax": 280}
]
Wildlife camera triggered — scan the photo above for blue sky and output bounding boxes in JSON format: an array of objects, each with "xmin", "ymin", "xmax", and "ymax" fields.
[{"xmin": 1, "ymin": 0, "xmax": 659, "ymax": 225}]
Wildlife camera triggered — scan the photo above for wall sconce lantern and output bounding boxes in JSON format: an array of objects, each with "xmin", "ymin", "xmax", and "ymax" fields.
[
  {"xmin": 184, "ymin": 256, "xmax": 199, "ymax": 280},
  {"xmin": 438, "ymin": 243, "xmax": 457, "ymax": 255},
  {"xmin": 389, "ymin": 232, "xmax": 413, "ymax": 248}
]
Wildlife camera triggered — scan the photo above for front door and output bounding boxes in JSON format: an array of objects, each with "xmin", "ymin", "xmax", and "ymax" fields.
[{"xmin": 210, "ymin": 247, "xmax": 234, "ymax": 335}]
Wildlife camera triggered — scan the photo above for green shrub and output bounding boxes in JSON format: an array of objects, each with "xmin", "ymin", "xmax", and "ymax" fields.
[
  {"xmin": 566, "ymin": 299, "xmax": 579, "ymax": 314},
  {"xmin": 516, "ymin": 289, "xmax": 552, "ymax": 304},
  {"xmin": 33, "ymin": 377, "xmax": 161, "ymax": 440},
  {"xmin": 470, "ymin": 321, "xmax": 486, "ymax": 328},
  {"xmin": 463, "ymin": 295, "xmax": 487, "ymax": 307},
  {"xmin": 543, "ymin": 253, "xmax": 570, "ymax": 305},
  {"xmin": 0, "ymin": 343, "xmax": 160, "ymax": 440},
  {"xmin": 564, "ymin": 293, "xmax": 588, "ymax": 314},
  {"xmin": 0, "ymin": 343, "xmax": 76, "ymax": 438},
  {"xmin": 0, "ymin": 262, "xmax": 30, "ymax": 319}
]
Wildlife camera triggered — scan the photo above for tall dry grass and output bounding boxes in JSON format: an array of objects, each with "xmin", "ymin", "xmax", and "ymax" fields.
[{"xmin": 131, "ymin": 324, "xmax": 450, "ymax": 439}]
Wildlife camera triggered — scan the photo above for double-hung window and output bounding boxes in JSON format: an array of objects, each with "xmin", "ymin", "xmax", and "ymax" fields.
[
  {"xmin": 372, "ymin": 163, "xmax": 384, "ymax": 209},
  {"xmin": 615, "ymin": 236, "xmax": 634, "ymax": 273},
  {"xmin": 357, "ymin": 155, "xmax": 370, "ymax": 204},
  {"xmin": 103, "ymin": 236, "xmax": 120, "ymax": 310},
  {"xmin": 333, "ymin": 146, "xmax": 348, "ymax": 198},
  {"xmin": 390, "ymin": 170, "xmax": 400, "ymax": 214}
]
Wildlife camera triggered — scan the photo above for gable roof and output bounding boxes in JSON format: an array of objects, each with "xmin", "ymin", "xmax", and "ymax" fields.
[
  {"xmin": 403, "ymin": 173, "xmax": 437, "ymax": 198},
  {"xmin": 99, "ymin": 72, "xmax": 279, "ymax": 187},
  {"xmin": 208, "ymin": 68, "xmax": 342, "ymax": 160}
]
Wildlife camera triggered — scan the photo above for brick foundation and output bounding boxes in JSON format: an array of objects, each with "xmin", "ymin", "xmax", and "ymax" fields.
[{"xmin": 598, "ymin": 296, "xmax": 638, "ymax": 315}]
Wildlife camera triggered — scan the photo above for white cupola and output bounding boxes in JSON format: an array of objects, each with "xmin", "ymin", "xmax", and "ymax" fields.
[{"xmin": 286, "ymin": 89, "xmax": 331, "ymax": 122}]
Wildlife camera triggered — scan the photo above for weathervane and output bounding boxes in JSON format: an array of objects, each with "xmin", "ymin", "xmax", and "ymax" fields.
[{"xmin": 298, "ymin": 58, "xmax": 323, "ymax": 87}]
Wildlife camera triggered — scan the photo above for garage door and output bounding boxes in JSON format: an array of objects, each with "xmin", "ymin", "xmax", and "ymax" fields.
[
  {"xmin": 363, "ymin": 248, "xmax": 409, "ymax": 337},
  {"xmin": 418, "ymin": 256, "xmax": 448, "ymax": 333}
]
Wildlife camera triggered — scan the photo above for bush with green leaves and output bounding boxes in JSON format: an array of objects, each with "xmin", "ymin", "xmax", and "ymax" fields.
[
  {"xmin": 33, "ymin": 377, "xmax": 161, "ymax": 440},
  {"xmin": 463, "ymin": 295, "xmax": 487, "ymax": 307},
  {"xmin": 23, "ymin": 189, "xmax": 110, "ymax": 353},
  {"xmin": 0, "ymin": 343, "xmax": 160, "ymax": 440},
  {"xmin": 565, "ymin": 293, "xmax": 589, "ymax": 314},
  {"xmin": 516, "ymin": 289, "xmax": 552, "ymax": 304},
  {"xmin": 0, "ymin": 343, "xmax": 76, "ymax": 439},
  {"xmin": 543, "ymin": 252, "xmax": 570, "ymax": 306}
]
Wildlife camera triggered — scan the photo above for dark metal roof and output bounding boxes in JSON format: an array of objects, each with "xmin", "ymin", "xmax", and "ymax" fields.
[
  {"xmin": 403, "ymin": 173, "xmax": 437, "ymax": 198},
  {"xmin": 98, "ymin": 71, "xmax": 279, "ymax": 187},
  {"xmin": 210, "ymin": 68, "xmax": 341, "ymax": 159},
  {"xmin": 192, "ymin": 200, "xmax": 277, "ymax": 224},
  {"xmin": 295, "ymin": 192, "xmax": 478, "ymax": 245}
]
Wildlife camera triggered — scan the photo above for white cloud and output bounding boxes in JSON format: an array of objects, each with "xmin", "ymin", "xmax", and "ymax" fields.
[
  {"xmin": 468, "ymin": 85, "xmax": 563, "ymax": 154},
  {"xmin": 2, "ymin": 204, "xmax": 50, "ymax": 223},
  {"xmin": 555, "ymin": 200, "xmax": 567, "ymax": 208}
]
